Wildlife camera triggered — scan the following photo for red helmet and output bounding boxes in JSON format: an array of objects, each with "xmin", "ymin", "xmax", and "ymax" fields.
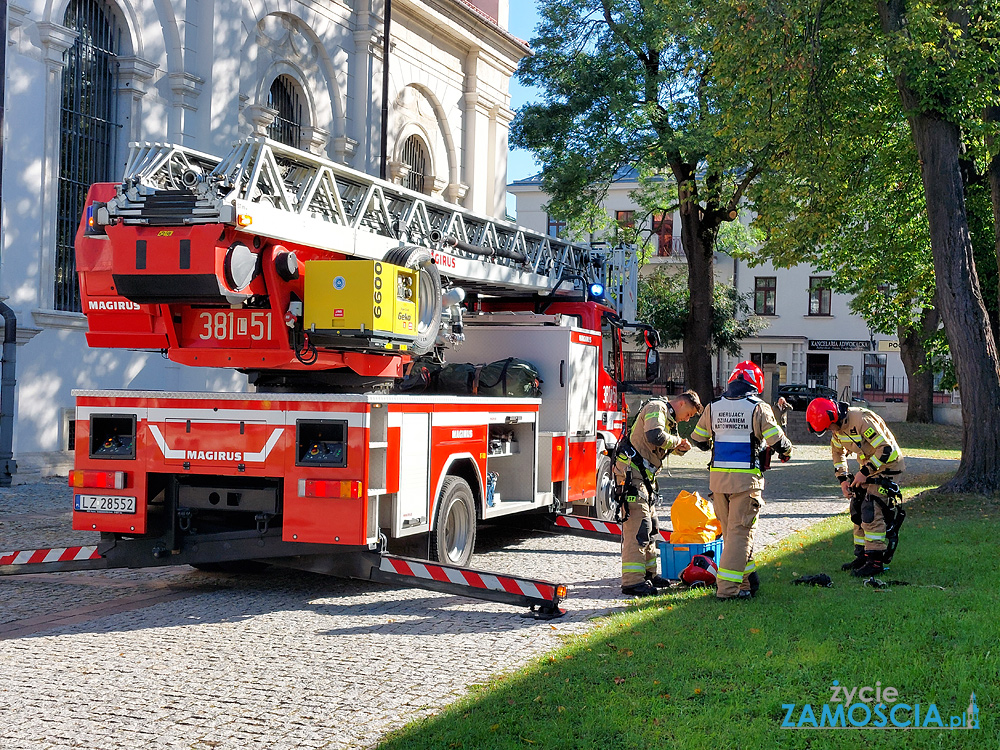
[
  {"xmin": 728, "ymin": 361, "xmax": 765, "ymax": 393},
  {"xmin": 806, "ymin": 397, "xmax": 840, "ymax": 435},
  {"xmin": 681, "ymin": 554, "xmax": 718, "ymax": 587}
]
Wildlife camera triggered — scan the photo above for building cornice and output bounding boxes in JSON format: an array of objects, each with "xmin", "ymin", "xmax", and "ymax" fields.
[{"xmin": 400, "ymin": 0, "xmax": 530, "ymax": 63}]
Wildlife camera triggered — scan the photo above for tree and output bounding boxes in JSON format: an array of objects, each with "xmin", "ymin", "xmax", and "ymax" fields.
[
  {"xmin": 741, "ymin": 108, "xmax": 943, "ymax": 422},
  {"xmin": 511, "ymin": 0, "xmax": 774, "ymax": 405},
  {"xmin": 637, "ymin": 270, "xmax": 766, "ymax": 358},
  {"xmin": 712, "ymin": 0, "xmax": 1000, "ymax": 489},
  {"xmin": 874, "ymin": 1, "xmax": 1000, "ymax": 491}
]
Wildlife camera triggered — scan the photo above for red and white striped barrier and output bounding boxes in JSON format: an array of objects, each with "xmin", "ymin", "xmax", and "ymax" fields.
[
  {"xmin": 379, "ymin": 556, "xmax": 559, "ymax": 604},
  {"xmin": 553, "ymin": 514, "xmax": 622, "ymax": 537},
  {"xmin": 0, "ymin": 545, "xmax": 100, "ymax": 567}
]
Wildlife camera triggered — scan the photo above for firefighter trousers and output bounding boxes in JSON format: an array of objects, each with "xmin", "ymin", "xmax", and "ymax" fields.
[
  {"xmin": 711, "ymin": 489, "xmax": 762, "ymax": 599},
  {"xmin": 621, "ymin": 498, "xmax": 659, "ymax": 587},
  {"xmin": 850, "ymin": 471, "xmax": 902, "ymax": 552}
]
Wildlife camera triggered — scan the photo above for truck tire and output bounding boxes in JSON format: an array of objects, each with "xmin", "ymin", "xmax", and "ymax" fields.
[
  {"xmin": 593, "ymin": 452, "xmax": 616, "ymax": 521},
  {"xmin": 430, "ymin": 476, "xmax": 477, "ymax": 567},
  {"xmin": 383, "ymin": 246, "xmax": 442, "ymax": 354}
]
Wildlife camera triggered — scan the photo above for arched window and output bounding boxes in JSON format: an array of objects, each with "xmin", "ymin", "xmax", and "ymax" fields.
[
  {"xmin": 401, "ymin": 135, "xmax": 428, "ymax": 194},
  {"xmin": 56, "ymin": 0, "xmax": 121, "ymax": 312},
  {"xmin": 267, "ymin": 75, "xmax": 303, "ymax": 149}
]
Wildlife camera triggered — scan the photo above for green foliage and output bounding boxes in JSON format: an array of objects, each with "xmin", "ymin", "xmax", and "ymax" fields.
[
  {"xmin": 713, "ymin": 0, "xmax": 999, "ymax": 373},
  {"xmin": 512, "ymin": 0, "xmax": 774, "ymax": 230},
  {"xmin": 637, "ymin": 270, "xmax": 766, "ymax": 356}
]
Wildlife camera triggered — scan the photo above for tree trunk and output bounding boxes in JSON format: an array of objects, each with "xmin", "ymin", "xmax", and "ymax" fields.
[
  {"xmin": 878, "ymin": 1, "xmax": 1000, "ymax": 493},
  {"xmin": 675, "ymin": 171, "xmax": 717, "ymax": 406},
  {"xmin": 985, "ymin": 105, "xmax": 1000, "ymax": 354},
  {"xmin": 898, "ymin": 302, "xmax": 938, "ymax": 423}
]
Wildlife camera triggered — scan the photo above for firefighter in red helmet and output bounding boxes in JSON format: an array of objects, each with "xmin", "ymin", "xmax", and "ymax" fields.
[
  {"xmin": 690, "ymin": 361, "xmax": 793, "ymax": 600},
  {"xmin": 806, "ymin": 397, "xmax": 906, "ymax": 576}
]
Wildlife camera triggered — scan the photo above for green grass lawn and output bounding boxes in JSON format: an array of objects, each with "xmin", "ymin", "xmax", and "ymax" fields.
[
  {"xmin": 889, "ymin": 421, "xmax": 963, "ymax": 460},
  {"xmin": 380, "ymin": 478, "xmax": 998, "ymax": 749}
]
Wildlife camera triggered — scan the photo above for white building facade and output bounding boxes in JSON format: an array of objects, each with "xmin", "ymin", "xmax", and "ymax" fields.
[
  {"xmin": 508, "ymin": 173, "xmax": 909, "ymax": 395},
  {"xmin": 3, "ymin": 0, "xmax": 526, "ymax": 473}
]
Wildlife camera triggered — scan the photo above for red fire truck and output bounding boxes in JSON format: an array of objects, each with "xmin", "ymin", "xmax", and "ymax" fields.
[{"xmin": 2, "ymin": 139, "xmax": 654, "ymax": 617}]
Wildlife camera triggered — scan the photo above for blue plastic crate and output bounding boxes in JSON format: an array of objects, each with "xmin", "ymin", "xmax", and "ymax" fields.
[{"xmin": 658, "ymin": 535, "xmax": 724, "ymax": 579}]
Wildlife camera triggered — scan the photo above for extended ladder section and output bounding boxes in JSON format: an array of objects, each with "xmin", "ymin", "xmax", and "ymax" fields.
[{"xmin": 99, "ymin": 138, "xmax": 636, "ymax": 309}]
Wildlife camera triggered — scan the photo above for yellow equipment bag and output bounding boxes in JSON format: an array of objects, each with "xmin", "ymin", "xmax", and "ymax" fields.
[{"xmin": 670, "ymin": 490, "xmax": 722, "ymax": 542}]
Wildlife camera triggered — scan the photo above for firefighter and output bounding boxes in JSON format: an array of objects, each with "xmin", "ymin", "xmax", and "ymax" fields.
[
  {"xmin": 614, "ymin": 390, "xmax": 704, "ymax": 597},
  {"xmin": 690, "ymin": 361, "xmax": 793, "ymax": 600},
  {"xmin": 805, "ymin": 398, "xmax": 905, "ymax": 577}
]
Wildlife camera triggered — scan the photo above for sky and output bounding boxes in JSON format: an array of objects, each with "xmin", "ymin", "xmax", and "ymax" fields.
[{"xmin": 504, "ymin": 0, "xmax": 545, "ymax": 215}]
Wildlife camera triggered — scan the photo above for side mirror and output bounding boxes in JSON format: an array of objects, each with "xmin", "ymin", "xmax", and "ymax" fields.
[
  {"xmin": 645, "ymin": 348, "xmax": 659, "ymax": 383},
  {"xmin": 644, "ymin": 329, "xmax": 660, "ymax": 348}
]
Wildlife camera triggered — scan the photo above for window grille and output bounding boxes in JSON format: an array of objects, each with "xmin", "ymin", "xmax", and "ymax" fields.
[
  {"xmin": 401, "ymin": 135, "xmax": 428, "ymax": 194},
  {"xmin": 56, "ymin": 0, "xmax": 121, "ymax": 312},
  {"xmin": 267, "ymin": 75, "xmax": 303, "ymax": 149}
]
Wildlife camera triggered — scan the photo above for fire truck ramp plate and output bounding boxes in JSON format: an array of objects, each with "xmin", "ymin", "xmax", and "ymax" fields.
[
  {"xmin": 370, "ymin": 554, "xmax": 566, "ymax": 620},
  {"xmin": 0, "ymin": 545, "xmax": 108, "ymax": 575}
]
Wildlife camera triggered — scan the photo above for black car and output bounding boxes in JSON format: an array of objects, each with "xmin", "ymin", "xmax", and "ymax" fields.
[{"xmin": 776, "ymin": 383, "xmax": 838, "ymax": 410}]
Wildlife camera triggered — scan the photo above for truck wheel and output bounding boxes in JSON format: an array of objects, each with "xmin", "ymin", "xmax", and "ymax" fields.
[
  {"xmin": 430, "ymin": 476, "xmax": 477, "ymax": 567},
  {"xmin": 593, "ymin": 453, "xmax": 616, "ymax": 521},
  {"xmin": 383, "ymin": 246, "xmax": 442, "ymax": 354}
]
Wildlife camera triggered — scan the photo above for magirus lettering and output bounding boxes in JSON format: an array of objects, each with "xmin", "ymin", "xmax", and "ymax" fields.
[{"xmin": 186, "ymin": 450, "xmax": 243, "ymax": 461}]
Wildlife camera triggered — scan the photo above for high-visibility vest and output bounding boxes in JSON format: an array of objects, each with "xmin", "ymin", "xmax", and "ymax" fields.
[{"xmin": 710, "ymin": 395, "xmax": 761, "ymax": 474}]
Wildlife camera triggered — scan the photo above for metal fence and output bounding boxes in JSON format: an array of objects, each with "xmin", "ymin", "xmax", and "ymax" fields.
[
  {"xmin": 849, "ymin": 375, "xmax": 952, "ymax": 404},
  {"xmin": 807, "ymin": 374, "xmax": 951, "ymax": 404},
  {"xmin": 625, "ymin": 357, "xmax": 954, "ymax": 404},
  {"xmin": 624, "ymin": 351, "xmax": 686, "ymax": 394}
]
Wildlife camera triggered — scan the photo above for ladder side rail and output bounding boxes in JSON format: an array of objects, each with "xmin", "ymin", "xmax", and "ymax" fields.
[
  {"xmin": 233, "ymin": 140, "xmax": 263, "ymax": 200},
  {"xmin": 321, "ymin": 170, "xmax": 351, "ymax": 226},
  {"xmin": 352, "ymin": 182, "xmax": 381, "ymax": 232},
  {"xmin": 370, "ymin": 186, "xmax": 396, "ymax": 237},
  {"xmin": 122, "ymin": 142, "xmax": 155, "ymax": 182},
  {"xmin": 258, "ymin": 146, "xmax": 295, "ymax": 213},
  {"xmin": 333, "ymin": 175, "xmax": 369, "ymax": 225},
  {"xmin": 296, "ymin": 163, "xmax": 329, "ymax": 221}
]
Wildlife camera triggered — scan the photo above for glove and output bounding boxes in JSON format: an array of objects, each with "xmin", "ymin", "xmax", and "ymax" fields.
[
  {"xmin": 779, "ymin": 451, "xmax": 791, "ymax": 463},
  {"xmin": 792, "ymin": 574, "xmax": 833, "ymax": 587}
]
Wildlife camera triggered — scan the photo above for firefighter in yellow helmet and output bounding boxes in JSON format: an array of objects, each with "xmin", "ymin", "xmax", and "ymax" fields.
[
  {"xmin": 690, "ymin": 361, "xmax": 793, "ymax": 600},
  {"xmin": 806, "ymin": 397, "xmax": 906, "ymax": 577},
  {"xmin": 613, "ymin": 390, "xmax": 703, "ymax": 597}
]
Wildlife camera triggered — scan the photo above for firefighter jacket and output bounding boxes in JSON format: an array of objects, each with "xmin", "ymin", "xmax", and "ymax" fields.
[
  {"xmin": 831, "ymin": 407, "xmax": 904, "ymax": 480},
  {"xmin": 690, "ymin": 393, "xmax": 792, "ymax": 493},
  {"xmin": 628, "ymin": 399, "xmax": 683, "ymax": 471}
]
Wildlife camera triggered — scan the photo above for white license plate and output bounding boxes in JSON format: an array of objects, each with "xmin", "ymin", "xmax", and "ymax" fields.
[{"xmin": 75, "ymin": 494, "xmax": 137, "ymax": 514}]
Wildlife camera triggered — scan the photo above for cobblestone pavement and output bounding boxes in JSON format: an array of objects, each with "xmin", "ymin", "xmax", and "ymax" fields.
[{"xmin": 0, "ymin": 448, "xmax": 957, "ymax": 749}]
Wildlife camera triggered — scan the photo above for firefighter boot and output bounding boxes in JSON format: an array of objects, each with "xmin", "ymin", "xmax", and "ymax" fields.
[
  {"xmin": 646, "ymin": 573, "xmax": 673, "ymax": 588},
  {"xmin": 748, "ymin": 571, "xmax": 760, "ymax": 595},
  {"xmin": 852, "ymin": 549, "xmax": 885, "ymax": 578},
  {"xmin": 621, "ymin": 580, "xmax": 660, "ymax": 597},
  {"xmin": 841, "ymin": 545, "xmax": 866, "ymax": 571}
]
